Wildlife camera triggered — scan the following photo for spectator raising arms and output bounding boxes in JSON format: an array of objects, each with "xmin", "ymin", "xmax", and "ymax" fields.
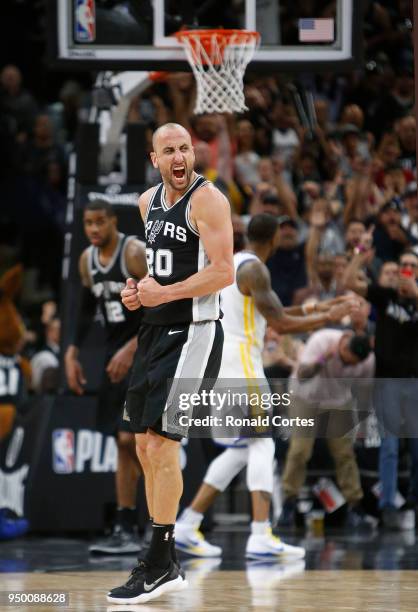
[{"xmin": 344, "ymin": 237, "xmax": 418, "ymax": 530}]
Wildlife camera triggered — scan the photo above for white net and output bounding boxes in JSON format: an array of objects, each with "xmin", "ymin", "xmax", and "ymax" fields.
[{"xmin": 176, "ymin": 30, "xmax": 260, "ymax": 115}]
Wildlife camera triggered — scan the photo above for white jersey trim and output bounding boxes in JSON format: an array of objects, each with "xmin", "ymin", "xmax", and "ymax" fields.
[
  {"xmin": 86, "ymin": 245, "xmax": 95, "ymax": 286},
  {"xmin": 160, "ymin": 174, "xmax": 202, "ymax": 212},
  {"xmin": 192, "ymin": 240, "xmax": 220, "ymax": 322},
  {"xmin": 185, "ymin": 179, "xmax": 210, "ymax": 237},
  {"xmin": 93, "ymin": 232, "xmax": 123, "ymax": 274},
  {"xmin": 144, "ymin": 185, "xmax": 161, "ymax": 225},
  {"xmin": 192, "ymin": 240, "xmax": 206, "ymax": 321}
]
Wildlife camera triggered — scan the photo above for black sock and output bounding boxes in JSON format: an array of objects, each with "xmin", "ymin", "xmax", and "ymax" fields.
[
  {"xmin": 116, "ymin": 507, "xmax": 137, "ymax": 532},
  {"xmin": 171, "ymin": 537, "xmax": 178, "ymax": 565},
  {"xmin": 146, "ymin": 523, "xmax": 174, "ymax": 569}
]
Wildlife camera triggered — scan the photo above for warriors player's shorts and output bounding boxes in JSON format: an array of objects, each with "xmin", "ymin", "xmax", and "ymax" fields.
[
  {"xmin": 214, "ymin": 337, "xmax": 272, "ymax": 445},
  {"xmin": 220, "ymin": 337, "xmax": 267, "ymax": 381},
  {"xmin": 125, "ymin": 320, "xmax": 223, "ymax": 440}
]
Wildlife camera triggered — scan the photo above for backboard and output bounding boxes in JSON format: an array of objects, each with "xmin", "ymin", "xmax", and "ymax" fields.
[{"xmin": 48, "ymin": 0, "xmax": 362, "ymax": 72}]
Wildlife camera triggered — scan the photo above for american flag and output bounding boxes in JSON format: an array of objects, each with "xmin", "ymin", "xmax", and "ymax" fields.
[{"xmin": 298, "ymin": 18, "xmax": 334, "ymax": 43}]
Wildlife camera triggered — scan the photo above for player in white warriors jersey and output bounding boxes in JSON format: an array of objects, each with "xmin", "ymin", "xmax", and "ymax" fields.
[{"xmin": 176, "ymin": 213, "xmax": 357, "ymax": 560}]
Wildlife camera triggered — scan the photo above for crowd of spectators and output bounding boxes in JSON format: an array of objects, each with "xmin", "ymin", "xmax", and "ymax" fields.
[
  {"xmin": 0, "ymin": 0, "xmax": 415, "ymax": 320},
  {"xmin": 0, "ymin": 0, "xmax": 417, "ymax": 530}
]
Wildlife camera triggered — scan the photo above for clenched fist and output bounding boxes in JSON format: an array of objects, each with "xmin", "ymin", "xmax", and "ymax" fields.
[{"xmin": 121, "ymin": 278, "xmax": 142, "ymax": 311}]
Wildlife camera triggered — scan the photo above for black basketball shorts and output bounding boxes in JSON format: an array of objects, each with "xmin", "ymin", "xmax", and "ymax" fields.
[
  {"xmin": 124, "ymin": 320, "xmax": 224, "ymax": 440},
  {"xmin": 96, "ymin": 358, "xmax": 133, "ymax": 437}
]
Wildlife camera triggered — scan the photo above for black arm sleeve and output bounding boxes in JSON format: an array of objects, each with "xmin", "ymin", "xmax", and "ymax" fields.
[
  {"xmin": 73, "ymin": 285, "xmax": 97, "ymax": 348},
  {"xmin": 365, "ymin": 284, "xmax": 395, "ymax": 311}
]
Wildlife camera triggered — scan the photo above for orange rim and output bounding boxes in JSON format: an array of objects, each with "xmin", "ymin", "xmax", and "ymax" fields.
[
  {"xmin": 149, "ymin": 71, "xmax": 169, "ymax": 82},
  {"xmin": 175, "ymin": 29, "xmax": 260, "ymax": 64}
]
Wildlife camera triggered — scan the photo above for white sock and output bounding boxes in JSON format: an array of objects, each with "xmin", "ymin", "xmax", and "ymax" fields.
[
  {"xmin": 251, "ymin": 520, "xmax": 270, "ymax": 535},
  {"xmin": 178, "ymin": 507, "xmax": 203, "ymax": 527}
]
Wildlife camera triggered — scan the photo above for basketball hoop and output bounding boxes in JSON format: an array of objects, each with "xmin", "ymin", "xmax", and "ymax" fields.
[{"xmin": 174, "ymin": 29, "xmax": 260, "ymax": 115}]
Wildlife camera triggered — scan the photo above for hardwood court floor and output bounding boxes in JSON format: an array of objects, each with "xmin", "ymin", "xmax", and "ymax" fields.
[
  {"xmin": 2, "ymin": 531, "xmax": 418, "ymax": 611},
  {"xmin": 2, "ymin": 568, "xmax": 418, "ymax": 612}
]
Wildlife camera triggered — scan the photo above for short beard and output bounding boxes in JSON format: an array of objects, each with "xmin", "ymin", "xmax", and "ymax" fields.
[{"xmin": 98, "ymin": 233, "xmax": 112, "ymax": 249}]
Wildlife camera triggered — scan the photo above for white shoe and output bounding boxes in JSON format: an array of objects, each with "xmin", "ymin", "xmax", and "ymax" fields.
[
  {"xmin": 246, "ymin": 528, "xmax": 305, "ymax": 561},
  {"xmin": 175, "ymin": 523, "xmax": 222, "ymax": 557}
]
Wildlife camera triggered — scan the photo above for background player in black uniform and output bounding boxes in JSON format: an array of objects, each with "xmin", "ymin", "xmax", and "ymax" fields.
[
  {"xmin": 0, "ymin": 265, "xmax": 30, "ymax": 539},
  {"xmin": 64, "ymin": 200, "xmax": 147, "ymax": 554},
  {"xmin": 107, "ymin": 123, "xmax": 234, "ymax": 605}
]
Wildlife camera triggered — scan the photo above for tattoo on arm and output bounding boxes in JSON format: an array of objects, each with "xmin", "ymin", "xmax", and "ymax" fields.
[
  {"xmin": 237, "ymin": 260, "xmax": 284, "ymax": 322},
  {"xmin": 237, "ymin": 260, "xmax": 333, "ymax": 334}
]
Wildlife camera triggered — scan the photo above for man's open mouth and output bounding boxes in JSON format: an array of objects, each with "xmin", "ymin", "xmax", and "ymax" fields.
[{"xmin": 173, "ymin": 166, "xmax": 186, "ymax": 180}]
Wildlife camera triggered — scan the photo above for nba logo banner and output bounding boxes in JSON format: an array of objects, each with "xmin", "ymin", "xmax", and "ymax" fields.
[
  {"xmin": 75, "ymin": 0, "xmax": 96, "ymax": 43},
  {"xmin": 52, "ymin": 429, "xmax": 75, "ymax": 474}
]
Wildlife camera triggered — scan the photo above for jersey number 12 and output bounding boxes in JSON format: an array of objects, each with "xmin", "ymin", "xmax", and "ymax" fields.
[{"xmin": 105, "ymin": 301, "xmax": 125, "ymax": 323}]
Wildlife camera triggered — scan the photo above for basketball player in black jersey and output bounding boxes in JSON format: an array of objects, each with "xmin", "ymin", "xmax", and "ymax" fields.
[
  {"xmin": 64, "ymin": 199, "xmax": 147, "ymax": 554},
  {"xmin": 107, "ymin": 123, "xmax": 234, "ymax": 604}
]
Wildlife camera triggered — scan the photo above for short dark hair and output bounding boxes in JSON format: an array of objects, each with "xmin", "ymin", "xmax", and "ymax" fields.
[
  {"xmin": 348, "ymin": 334, "xmax": 372, "ymax": 361},
  {"xmin": 399, "ymin": 249, "xmax": 418, "ymax": 262},
  {"xmin": 247, "ymin": 214, "xmax": 278, "ymax": 244},
  {"xmin": 84, "ymin": 199, "xmax": 115, "ymax": 217},
  {"xmin": 346, "ymin": 219, "xmax": 365, "ymax": 228}
]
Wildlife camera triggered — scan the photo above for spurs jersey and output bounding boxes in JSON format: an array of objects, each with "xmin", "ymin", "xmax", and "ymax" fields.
[
  {"xmin": 86, "ymin": 233, "xmax": 142, "ymax": 353},
  {"xmin": 219, "ymin": 251, "xmax": 267, "ymax": 380},
  {"xmin": 143, "ymin": 175, "xmax": 221, "ymax": 326},
  {"xmin": 0, "ymin": 355, "xmax": 27, "ymax": 407}
]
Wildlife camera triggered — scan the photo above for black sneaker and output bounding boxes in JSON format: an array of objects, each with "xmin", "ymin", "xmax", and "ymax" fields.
[
  {"xmin": 89, "ymin": 524, "xmax": 141, "ymax": 555},
  {"xmin": 107, "ymin": 559, "xmax": 184, "ymax": 604},
  {"xmin": 171, "ymin": 538, "xmax": 187, "ymax": 583},
  {"xmin": 174, "ymin": 559, "xmax": 187, "ymax": 583}
]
